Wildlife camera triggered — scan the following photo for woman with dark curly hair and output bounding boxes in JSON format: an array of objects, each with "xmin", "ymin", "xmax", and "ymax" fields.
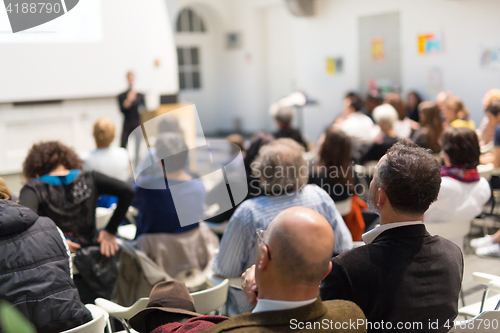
[{"xmin": 19, "ymin": 141, "xmax": 134, "ymax": 257}]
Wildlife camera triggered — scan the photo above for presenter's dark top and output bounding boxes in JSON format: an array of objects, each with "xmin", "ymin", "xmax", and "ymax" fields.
[{"xmin": 118, "ymin": 90, "xmax": 146, "ymax": 123}]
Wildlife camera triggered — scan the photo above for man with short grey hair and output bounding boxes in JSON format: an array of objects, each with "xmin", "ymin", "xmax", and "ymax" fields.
[{"xmin": 213, "ymin": 138, "xmax": 352, "ymax": 314}]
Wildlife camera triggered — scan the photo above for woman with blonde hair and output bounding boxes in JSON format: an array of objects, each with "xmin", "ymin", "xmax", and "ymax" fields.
[{"xmin": 442, "ymin": 95, "xmax": 475, "ymax": 130}]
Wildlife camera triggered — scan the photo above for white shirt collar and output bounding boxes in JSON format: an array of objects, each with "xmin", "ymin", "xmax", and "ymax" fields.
[
  {"xmin": 252, "ymin": 297, "xmax": 317, "ymax": 314},
  {"xmin": 362, "ymin": 221, "xmax": 423, "ymax": 244}
]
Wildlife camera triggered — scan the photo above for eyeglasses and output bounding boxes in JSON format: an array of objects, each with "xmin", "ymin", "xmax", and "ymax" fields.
[{"xmin": 256, "ymin": 230, "xmax": 271, "ymax": 260}]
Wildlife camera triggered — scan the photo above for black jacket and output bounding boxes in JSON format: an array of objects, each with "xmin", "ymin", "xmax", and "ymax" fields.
[
  {"xmin": 118, "ymin": 90, "xmax": 146, "ymax": 123},
  {"xmin": 0, "ymin": 200, "xmax": 91, "ymax": 333},
  {"xmin": 321, "ymin": 224, "xmax": 463, "ymax": 333}
]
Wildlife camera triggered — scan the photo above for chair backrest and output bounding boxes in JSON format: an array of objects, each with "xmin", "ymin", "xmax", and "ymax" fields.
[
  {"xmin": 450, "ymin": 310, "xmax": 500, "ymax": 332},
  {"xmin": 95, "ymin": 297, "xmax": 149, "ymax": 321},
  {"xmin": 61, "ymin": 304, "xmax": 108, "ymax": 333},
  {"xmin": 95, "ymin": 207, "xmax": 114, "ymax": 230},
  {"xmin": 190, "ymin": 279, "xmax": 229, "ymax": 314},
  {"xmin": 335, "ymin": 197, "xmax": 353, "ymax": 216},
  {"xmin": 425, "ymin": 220, "xmax": 471, "ymax": 250},
  {"xmin": 478, "ymin": 163, "xmax": 494, "ymax": 181}
]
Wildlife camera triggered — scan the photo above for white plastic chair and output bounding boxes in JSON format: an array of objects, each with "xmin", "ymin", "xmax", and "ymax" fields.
[
  {"xmin": 459, "ymin": 273, "xmax": 500, "ymax": 318},
  {"xmin": 335, "ymin": 197, "xmax": 353, "ymax": 216},
  {"xmin": 95, "ymin": 279, "xmax": 229, "ymax": 332},
  {"xmin": 96, "ymin": 207, "xmax": 138, "ymax": 232},
  {"xmin": 61, "ymin": 304, "xmax": 109, "ymax": 333},
  {"xmin": 117, "ymin": 224, "xmax": 137, "ymax": 241},
  {"xmin": 478, "ymin": 163, "xmax": 495, "ymax": 182},
  {"xmin": 190, "ymin": 278, "xmax": 229, "ymax": 314},
  {"xmin": 425, "ymin": 220, "xmax": 472, "ymax": 251},
  {"xmin": 451, "ymin": 310, "xmax": 500, "ymax": 332},
  {"xmin": 96, "ymin": 207, "xmax": 114, "ymax": 230},
  {"xmin": 95, "ymin": 298, "xmax": 149, "ymax": 333}
]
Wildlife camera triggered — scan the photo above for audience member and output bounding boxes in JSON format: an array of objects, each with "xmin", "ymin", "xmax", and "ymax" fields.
[
  {"xmin": 136, "ymin": 115, "xmax": 184, "ymax": 179},
  {"xmin": 19, "ymin": 141, "xmax": 134, "ymax": 302},
  {"xmin": 226, "ymin": 133, "xmax": 245, "ymax": 157},
  {"xmin": 411, "ymin": 101, "xmax": 444, "ymax": 153},
  {"xmin": 424, "ymin": 128, "xmax": 490, "ymax": 226},
  {"xmin": 360, "ymin": 104, "xmax": 398, "ymax": 164},
  {"xmin": 477, "ymin": 89, "xmax": 500, "ymax": 147},
  {"xmin": 384, "ymin": 92, "xmax": 413, "ymax": 138},
  {"xmin": 321, "ymin": 140, "xmax": 463, "ymax": 333},
  {"xmin": 407, "ymin": 90, "xmax": 422, "ymax": 122},
  {"xmin": 442, "ymin": 95, "xmax": 475, "ymax": 130},
  {"xmin": 310, "ymin": 127, "xmax": 371, "ymax": 241},
  {"xmin": 472, "ymin": 102, "xmax": 500, "ymax": 258},
  {"xmin": 0, "ymin": 178, "xmax": 92, "ymax": 332},
  {"xmin": 273, "ymin": 106, "xmax": 308, "ymax": 150},
  {"xmin": 132, "ymin": 133, "xmax": 218, "ymax": 289},
  {"xmin": 471, "ymin": 229, "xmax": 500, "ymax": 258},
  {"xmin": 213, "ymin": 138, "xmax": 352, "ymax": 313},
  {"xmin": 84, "ymin": 117, "xmax": 130, "ymax": 181},
  {"xmin": 436, "ymin": 91, "xmax": 451, "ymax": 111},
  {"xmin": 19, "ymin": 141, "xmax": 134, "ymax": 254},
  {"xmin": 83, "ymin": 117, "xmax": 131, "ymax": 208},
  {"xmin": 128, "ymin": 281, "xmax": 227, "ymax": 333},
  {"xmin": 133, "ymin": 133, "xmax": 205, "ymax": 236},
  {"xmin": 118, "ymin": 71, "xmax": 146, "ymax": 167},
  {"xmin": 480, "ymin": 100, "xmax": 500, "ymax": 167},
  {"xmin": 364, "ymin": 92, "xmax": 383, "ymax": 120},
  {"xmin": 212, "ymin": 207, "xmax": 366, "ymax": 333},
  {"xmin": 309, "ymin": 127, "xmax": 354, "ymax": 202},
  {"xmin": 244, "ymin": 132, "xmax": 274, "ymax": 197},
  {"xmin": 335, "ymin": 93, "xmax": 375, "ymax": 144}
]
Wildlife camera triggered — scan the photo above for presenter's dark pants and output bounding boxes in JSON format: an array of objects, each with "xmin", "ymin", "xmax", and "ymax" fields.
[{"xmin": 121, "ymin": 119, "xmax": 141, "ymax": 167}]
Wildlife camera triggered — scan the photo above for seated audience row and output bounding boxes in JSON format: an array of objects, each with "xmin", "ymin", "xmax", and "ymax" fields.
[
  {"xmin": 213, "ymin": 138, "xmax": 353, "ymax": 314},
  {"xmin": 129, "ymin": 207, "xmax": 366, "ymax": 333},
  {"xmin": 241, "ymin": 140, "xmax": 463, "ymax": 333}
]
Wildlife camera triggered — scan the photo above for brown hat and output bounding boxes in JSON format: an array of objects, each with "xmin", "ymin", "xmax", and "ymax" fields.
[{"xmin": 129, "ymin": 281, "xmax": 200, "ymax": 332}]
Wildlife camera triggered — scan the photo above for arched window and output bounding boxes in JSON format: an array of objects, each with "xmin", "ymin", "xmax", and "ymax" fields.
[{"xmin": 176, "ymin": 8, "xmax": 206, "ymax": 33}]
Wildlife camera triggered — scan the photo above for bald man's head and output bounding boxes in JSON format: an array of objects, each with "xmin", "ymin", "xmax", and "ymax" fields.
[{"xmin": 265, "ymin": 207, "xmax": 335, "ymax": 286}]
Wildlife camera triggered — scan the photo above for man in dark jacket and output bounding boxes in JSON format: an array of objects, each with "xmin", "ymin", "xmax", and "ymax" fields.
[
  {"xmin": 321, "ymin": 140, "xmax": 463, "ymax": 333},
  {"xmin": 0, "ymin": 178, "xmax": 91, "ymax": 333}
]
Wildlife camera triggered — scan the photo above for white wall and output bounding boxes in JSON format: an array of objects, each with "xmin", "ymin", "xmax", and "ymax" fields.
[
  {"xmin": 0, "ymin": 0, "xmax": 181, "ymax": 174},
  {"xmin": 166, "ymin": 0, "xmax": 500, "ymax": 140},
  {"xmin": 290, "ymin": 0, "xmax": 500, "ymax": 140},
  {"xmin": 0, "ymin": 0, "xmax": 178, "ymax": 103},
  {"xmin": 165, "ymin": 0, "xmax": 281, "ymax": 134},
  {"xmin": 0, "ymin": 98, "xmax": 121, "ymax": 174}
]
